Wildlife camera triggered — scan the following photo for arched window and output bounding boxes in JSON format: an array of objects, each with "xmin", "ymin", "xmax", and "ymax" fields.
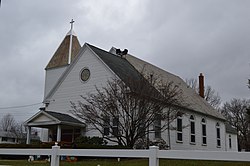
[
  {"xmin": 190, "ymin": 115, "xmax": 195, "ymax": 144},
  {"xmin": 201, "ymin": 118, "xmax": 207, "ymax": 145},
  {"xmin": 216, "ymin": 122, "xmax": 221, "ymax": 147},
  {"xmin": 176, "ymin": 112, "xmax": 183, "ymax": 142}
]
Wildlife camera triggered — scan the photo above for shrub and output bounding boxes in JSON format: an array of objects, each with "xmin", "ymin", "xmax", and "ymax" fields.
[
  {"xmin": 74, "ymin": 136, "xmax": 105, "ymax": 145},
  {"xmin": 149, "ymin": 138, "xmax": 169, "ymax": 150}
]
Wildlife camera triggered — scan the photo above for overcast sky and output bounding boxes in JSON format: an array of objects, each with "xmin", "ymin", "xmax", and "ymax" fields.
[{"xmin": 0, "ymin": 0, "xmax": 249, "ymax": 121}]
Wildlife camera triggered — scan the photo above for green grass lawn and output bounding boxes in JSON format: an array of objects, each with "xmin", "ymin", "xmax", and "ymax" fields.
[{"xmin": 0, "ymin": 159, "xmax": 249, "ymax": 166}]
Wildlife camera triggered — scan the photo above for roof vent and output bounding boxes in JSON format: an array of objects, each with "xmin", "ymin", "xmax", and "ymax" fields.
[{"xmin": 116, "ymin": 48, "xmax": 128, "ymax": 58}]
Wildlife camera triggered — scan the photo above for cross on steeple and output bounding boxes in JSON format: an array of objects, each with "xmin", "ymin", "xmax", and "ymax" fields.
[{"xmin": 70, "ymin": 19, "xmax": 74, "ymax": 31}]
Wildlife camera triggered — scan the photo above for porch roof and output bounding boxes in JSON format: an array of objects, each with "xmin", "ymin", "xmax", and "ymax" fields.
[{"xmin": 24, "ymin": 110, "xmax": 85, "ymax": 128}]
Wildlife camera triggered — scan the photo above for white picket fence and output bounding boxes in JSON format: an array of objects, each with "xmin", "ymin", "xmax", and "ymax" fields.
[{"xmin": 0, "ymin": 143, "xmax": 249, "ymax": 166}]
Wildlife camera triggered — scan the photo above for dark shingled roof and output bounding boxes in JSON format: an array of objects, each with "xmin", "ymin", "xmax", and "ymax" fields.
[
  {"xmin": 88, "ymin": 44, "xmax": 159, "ymax": 96},
  {"xmin": 88, "ymin": 44, "xmax": 141, "ymax": 83},
  {"xmin": 46, "ymin": 35, "xmax": 81, "ymax": 69},
  {"xmin": 87, "ymin": 44, "xmax": 225, "ymax": 120},
  {"xmin": 45, "ymin": 111, "xmax": 84, "ymax": 125}
]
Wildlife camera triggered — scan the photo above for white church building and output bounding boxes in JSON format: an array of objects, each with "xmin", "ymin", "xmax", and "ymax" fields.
[{"xmin": 24, "ymin": 22, "xmax": 238, "ymax": 151}]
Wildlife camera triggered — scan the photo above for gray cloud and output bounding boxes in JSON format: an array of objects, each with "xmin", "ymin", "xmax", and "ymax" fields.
[{"xmin": 0, "ymin": 0, "xmax": 249, "ymax": 121}]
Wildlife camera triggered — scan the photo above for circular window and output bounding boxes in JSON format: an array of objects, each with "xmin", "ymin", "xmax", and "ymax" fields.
[{"xmin": 80, "ymin": 68, "xmax": 90, "ymax": 82}]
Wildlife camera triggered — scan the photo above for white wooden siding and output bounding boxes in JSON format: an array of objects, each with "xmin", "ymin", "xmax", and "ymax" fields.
[
  {"xmin": 46, "ymin": 47, "xmax": 116, "ymax": 118},
  {"xmin": 167, "ymin": 111, "xmax": 226, "ymax": 151},
  {"xmin": 44, "ymin": 66, "xmax": 67, "ymax": 99},
  {"xmin": 43, "ymin": 46, "xmax": 233, "ymax": 152},
  {"xmin": 225, "ymin": 133, "xmax": 238, "ymax": 151},
  {"xmin": 33, "ymin": 114, "xmax": 53, "ymax": 122}
]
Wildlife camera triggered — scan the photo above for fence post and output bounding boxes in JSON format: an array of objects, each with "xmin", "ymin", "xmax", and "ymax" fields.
[
  {"xmin": 149, "ymin": 146, "xmax": 159, "ymax": 166},
  {"xmin": 51, "ymin": 142, "xmax": 60, "ymax": 166}
]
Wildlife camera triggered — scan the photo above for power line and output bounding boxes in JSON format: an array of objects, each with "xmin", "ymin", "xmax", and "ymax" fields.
[{"xmin": 0, "ymin": 102, "xmax": 42, "ymax": 109}]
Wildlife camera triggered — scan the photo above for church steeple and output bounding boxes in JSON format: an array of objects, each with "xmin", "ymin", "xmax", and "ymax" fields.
[{"xmin": 45, "ymin": 20, "xmax": 81, "ymax": 69}]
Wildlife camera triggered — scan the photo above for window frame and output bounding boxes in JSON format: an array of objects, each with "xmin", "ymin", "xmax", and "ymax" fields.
[
  {"xmin": 229, "ymin": 135, "xmax": 232, "ymax": 149},
  {"xmin": 176, "ymin": 112, "xmax": 183, "ymax": 143},
  {"xmin": 154, "ymin": 113, "xmax": 162, "ymax": 139},
  {"xmin": 112, "ymin": 116, "xmax": 119, "ymax": 136},
  {"xmin": 190, "ymin": 115, "xmax": 196, "ymax": 144},
  {"xmin": 1, "ymin": 137, "xmax": 8, "ymax": 142},
  {"xmin": 216, "ymin": 122, "xmax": 221, "ymax": 148},
  {"xmin": 201, "ymin": 118, "xmax": 207, "ymax": 146},
  {"xmin": 80, "ymin": 67, "xmax": 91, "ymax": 82}
]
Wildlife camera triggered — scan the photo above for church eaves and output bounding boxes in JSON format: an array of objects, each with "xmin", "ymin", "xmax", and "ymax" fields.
[{"xmin": 45, "ymin": 34, "xmax": 81, "ymax": 69}]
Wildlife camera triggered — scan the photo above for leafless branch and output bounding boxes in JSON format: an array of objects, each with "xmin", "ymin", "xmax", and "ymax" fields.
[{"xmin": 71, "ymin": 73, "xmax": 184, "ymax": 148}]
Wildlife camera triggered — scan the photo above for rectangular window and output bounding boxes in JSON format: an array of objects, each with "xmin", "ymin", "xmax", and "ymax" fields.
[
  {"xmin": 177, "ymin": 132, "xmax": 182, "ymax": 142},
  {"xmin": 217, "ymin": 128, "xmax": 220, "ymax": 138},
  {"xmin": 176, "ymin": 117, "xmax": 183, "ymax": 142},
  {"xmin": 2, "ymin": 137, "xmax": 7, "ymax": 142},
  {"xmin": 190, "ymin": 121, "xmax": 195, "ymax": 143},
  {"xmin": 217, "ymin": 128, "xmax": 221, "ymax": 147},
  {"xmin": 112, "ymin": 116, "xmax": 119, "ymax": 136},
  {"xmin": 155, "ymin": 126, "xmax": 161, "ymax": 139},
  {"xmin": 191, "ymin": 135, "xmax": 195, "ymax": 143},
  {"xmin": 154, "ymin": 114, "xmax": 161, "ymax": 139},
  {"xmin": 217, "ymin": 139, "xmax": 221, "ymax": 147},
  {"xmin": 103, "ymin": 116, "xmax": 110, "ymax": 136},
  {"xmin": 202, "ymin": 124, "xmax": 207, "ymax": 145},
  {"xmin": 202, "ymin": 124, "xmax": 206, "ymax": 136},
  {"xmin": 203, "ymin": 137, "xmax": 207, "ymax": 145},
  {"xmin": 177, "ymin": 118, "xmax": 182, "ymax": 131},
  {"xmin": 229, "ymin": 136, "xmax": 232, "ymax": 149},
  {"xmin": 191, "ymin": 122, "xmax": 195, "ymax": 134}
]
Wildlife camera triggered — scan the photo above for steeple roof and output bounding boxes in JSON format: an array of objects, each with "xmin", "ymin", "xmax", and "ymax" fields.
[{"xmin": 45, "ymin": 33, "xmax": 81, "ymax": 69}]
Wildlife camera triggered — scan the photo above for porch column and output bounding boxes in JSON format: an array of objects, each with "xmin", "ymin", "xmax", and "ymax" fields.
[
  {"xmin": 56, "ymin": 125, "xmax": 61, "ymax": 142},
  {"xmin": 26, "ymin": 126, "xmax": 31, "ymax": 144}
]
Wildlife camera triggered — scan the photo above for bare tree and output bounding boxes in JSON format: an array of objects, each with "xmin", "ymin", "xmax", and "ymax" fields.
[
  {"xmin": 204, "ymin": 85, "xmax": 221, "ymax": 109},
  {"xmin": 221, "ymin": 98, "xmax": 250, "ymax": 150},
  {"xmin": 71, "ymin": 75, "xmax": 184, "ymax": 148},
  {"xmin": 185, "ymin": 78, "xmax": 198, "ymax": 90},
  {"xmin": 0, "ymin": 114, "xmax": 16, "ymax": 132},
  {"xmin": 11, "ymin": 122, "xmax": 26, "ymax": 143},
  {"xmin": 0, "ymin": 114, "xmax": 26, "ymax": 143},
  {"xmin": 186, "ymin": 78, "xmax": 221, "ymax": 109}
]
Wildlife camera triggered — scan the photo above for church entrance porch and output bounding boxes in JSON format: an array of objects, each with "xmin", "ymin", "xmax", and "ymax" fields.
[{"xmin": 24, "ymin": 110, "xmax": 85, "ymax": 144}]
